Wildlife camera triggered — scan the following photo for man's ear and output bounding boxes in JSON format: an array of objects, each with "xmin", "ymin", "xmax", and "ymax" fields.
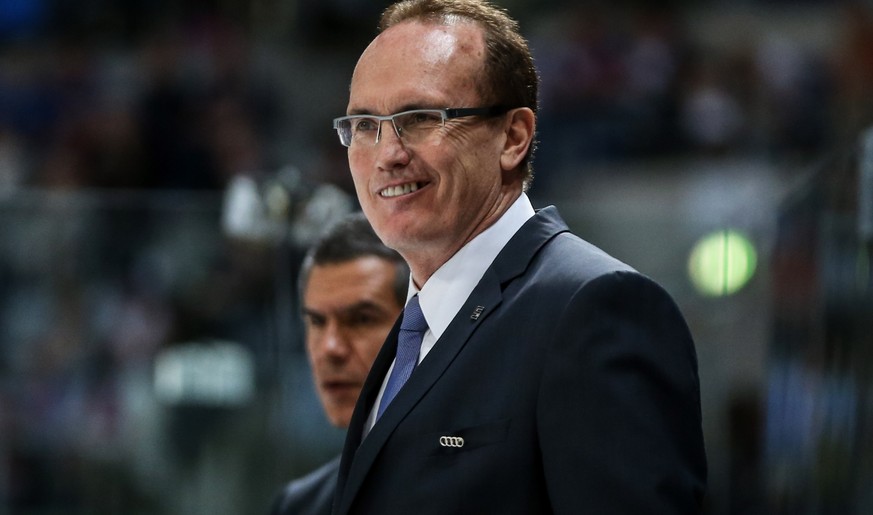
[{"xmin": 499, "ymin": 107, "xmax": 535, "ymax": 171}]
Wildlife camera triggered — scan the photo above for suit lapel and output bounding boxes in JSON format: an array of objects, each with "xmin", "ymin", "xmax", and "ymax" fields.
[
  {"xmin": 334, "ymin": 318, "xmax": 400, "ymax": 508},
  {"xmin": 335, "ymin": 207, "xmax": 570, "ymax": 514}
]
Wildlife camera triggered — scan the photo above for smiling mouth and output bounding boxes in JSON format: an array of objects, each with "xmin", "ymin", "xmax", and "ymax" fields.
[{"xmin": 380, "ymin": 182, "xmax": 424, "ymax": 198}]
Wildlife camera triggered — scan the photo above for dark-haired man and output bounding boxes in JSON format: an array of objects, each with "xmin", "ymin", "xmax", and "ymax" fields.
[{"xmin": 270, "ymin": 213, "xmax": 407, "ymax": 515}]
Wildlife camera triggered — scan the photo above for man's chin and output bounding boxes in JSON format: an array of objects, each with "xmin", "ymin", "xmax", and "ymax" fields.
[{"xmin": 328, "ymin": 411, "xmax": 353, "ymax": 428}]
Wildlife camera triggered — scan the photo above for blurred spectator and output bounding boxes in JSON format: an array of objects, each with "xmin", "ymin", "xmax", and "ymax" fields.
[
  {"xmin": 832, "ymin": 2, "xmax": 873, "ymax": 143},
  {"xmin": 0, "ymin": 125, "xmax": 26, "ymax": 192},
  {"xmin": 755, "ymin": 33, "xmax": 831, "ymax": 156},
  {"xmin": 679, "ymin": 57, "xmax": 746, "ymax": 154}
]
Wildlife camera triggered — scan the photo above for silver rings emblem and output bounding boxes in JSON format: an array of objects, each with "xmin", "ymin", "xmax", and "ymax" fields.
[{"xmin": 439, "ymin": 436, "xmax": 465, "ymax": 448}]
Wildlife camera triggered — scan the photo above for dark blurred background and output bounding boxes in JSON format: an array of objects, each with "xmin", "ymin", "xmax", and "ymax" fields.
[{"xmin": 0, "ymin": 0, "xmax": 871, "ymax": 513}]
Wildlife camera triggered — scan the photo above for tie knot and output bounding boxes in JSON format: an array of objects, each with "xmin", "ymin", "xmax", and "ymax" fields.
[{"xmin": 401, "ymin": 295, "xmax": 428, "ymax": 333}]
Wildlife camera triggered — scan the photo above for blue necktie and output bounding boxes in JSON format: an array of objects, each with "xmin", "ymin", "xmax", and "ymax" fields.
[{"xmin": 377, "ymin": 295, "xmax": 428, "ymax": 419}]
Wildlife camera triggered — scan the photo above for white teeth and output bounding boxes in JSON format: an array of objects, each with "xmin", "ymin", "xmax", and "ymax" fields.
[{"xmin": 380, "ymin": 182, "xmax": 420, "ymax": 198}]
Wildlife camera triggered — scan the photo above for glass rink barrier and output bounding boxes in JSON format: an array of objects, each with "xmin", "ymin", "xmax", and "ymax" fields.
[
  {"xmin": 542, "ymin": 134, "xmax": 873, "ymax": 515},
  {"xmin": 0, "ymin": 141, "xmax": 872, "ymax": 514},
  {"xmin": 765, "ymin": 128, "xmax": 873, "ymax": 515},
  {"xmin": 0, "ymin": 184, "xmax": 353, "ymax": 515}
]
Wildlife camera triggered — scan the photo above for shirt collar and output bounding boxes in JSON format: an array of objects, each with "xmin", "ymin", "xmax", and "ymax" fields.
[{"xmin": 408, "ymin": 193, "xmax": 535, "ymax": 340}]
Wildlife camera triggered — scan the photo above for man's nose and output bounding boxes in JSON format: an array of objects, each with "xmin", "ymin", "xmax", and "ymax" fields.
[
  {"xmin": 376, "ymin": 118, "xmax": 403, "ymax": 144},
  {"xmin": 375, "ymin": 120, "xmax": 411, "ymax": 170},
  {"xmin": 321, "ymin": 324, "xmax": 351, "ymax": 359}
]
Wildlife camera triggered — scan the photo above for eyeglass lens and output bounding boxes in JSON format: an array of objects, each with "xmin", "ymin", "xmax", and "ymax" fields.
[{"xmin": 338, "ymin": 110, "xmax": 446, "ymax": 146}]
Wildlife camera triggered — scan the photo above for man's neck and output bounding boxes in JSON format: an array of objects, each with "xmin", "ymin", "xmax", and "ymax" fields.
[{"xmin": 404, "ymin": 189, "xmax": 522, "ymax": 286}]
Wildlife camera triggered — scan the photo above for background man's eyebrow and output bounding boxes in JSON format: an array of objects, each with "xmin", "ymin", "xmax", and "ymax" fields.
[
  {"xmin": 339, "ymin": 300, "xmax": 389, "ymax": 316},
  {"xmin": 301, "ymin": 307, "xmax": 323, "ymax": 317},
  {"xmin": 301, "ymin": 301, "xmax": 388, "ymax": 317}
]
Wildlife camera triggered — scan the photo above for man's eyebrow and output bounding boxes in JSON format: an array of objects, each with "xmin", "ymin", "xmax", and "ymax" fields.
[
  {"xmin": 339, "ymin": 300, "xmax": 392, "ymax": 317},
  {"xmin": 302, "ymin": 300, "xmax": 392, "ymax": 317},
  {"xmin": 395, "ymin": 103, "xmax": 435, "ymax": 112},
  {"xmin": 301, "ymin": 307, "xmax": 323, "ymax": 318},
  {"xmin": 347, "ymin": 103, "xmax": 440, "ymax": 116}
]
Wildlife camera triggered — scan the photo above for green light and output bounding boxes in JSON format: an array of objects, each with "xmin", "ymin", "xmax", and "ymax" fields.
[{"xmin": 688, "ymin": 229, "xmax": 757, "ymax": 296}]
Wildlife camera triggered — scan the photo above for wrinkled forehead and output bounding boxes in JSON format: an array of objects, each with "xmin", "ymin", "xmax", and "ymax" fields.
[
  {"xmin": 350, "ymin": 20, "xmax": 486, "ymax": 94},
  {"xmin": 349, "ymin": 21, "xmax": 485, "ymax": 110}
]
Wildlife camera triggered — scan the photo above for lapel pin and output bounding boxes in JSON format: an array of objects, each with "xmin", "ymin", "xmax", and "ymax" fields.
[
  {"xmin": 470, "ymin": 305, "xmax": 485, "ymax": 320},
  {"xmin": 439, "ymin": 435, "xmax": 465, "ymax": 448}
]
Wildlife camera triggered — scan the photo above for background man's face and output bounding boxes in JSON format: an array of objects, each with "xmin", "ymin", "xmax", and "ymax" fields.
[{"xmin": 302, "ymin": 256, "xmax": 403, "ymax": 427}]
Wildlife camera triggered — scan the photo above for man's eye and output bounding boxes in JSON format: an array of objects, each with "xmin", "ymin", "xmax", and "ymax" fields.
[
  {"xmin": 348, "ymin": 313, "xmax": 377, "ymax": 326},
  {"xmin": 354, "ymin": 118, "xmax": 379, "ymax": 132},
  {"xmin": 405, "ymin": 111, "xmax": 442, "ymax": 126},
  {"xmin": 305, "ymin": 314, "xmax": 326, "ymax": 328}
]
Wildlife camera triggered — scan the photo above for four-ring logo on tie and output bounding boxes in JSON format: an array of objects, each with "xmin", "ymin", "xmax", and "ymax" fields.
[{"xmin": 439, "ymin": 436, "xmax": 465, "ymax": 448}]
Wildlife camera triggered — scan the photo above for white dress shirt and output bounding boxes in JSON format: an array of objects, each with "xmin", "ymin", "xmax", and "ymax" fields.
[{"xmin": 365, "ymin": 193, "xmax": 535, "ymax": 433}]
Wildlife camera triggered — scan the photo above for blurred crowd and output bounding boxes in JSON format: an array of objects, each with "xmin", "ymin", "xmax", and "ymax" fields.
[
  {"xmin": 530, "ymin": 0, "xmax": 873, "ymax": 187},
  {"xmin": 0, "ymin": 1, "xmax": 870, "ymax": 196},
  {"xmin": 0, "ymin": 4, "xmax": 288, "ymax": 193}
]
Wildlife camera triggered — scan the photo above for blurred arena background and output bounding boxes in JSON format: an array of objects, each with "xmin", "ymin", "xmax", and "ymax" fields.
[{"xmin": 0, "ymin": 0, "xmax": 871, "ymax": 513}]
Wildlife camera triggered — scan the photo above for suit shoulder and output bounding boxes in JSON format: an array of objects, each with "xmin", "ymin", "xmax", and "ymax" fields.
[
  {"xmin": 538, "ymin": 231, "xmax": 636, "ymax": 280},
  {"xmin": 270, "ymin": 456, "xmax": 339, "ymax": 515}
]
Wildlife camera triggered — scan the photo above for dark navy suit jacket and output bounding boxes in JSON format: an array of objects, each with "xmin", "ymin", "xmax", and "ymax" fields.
[
  {"xmin": 333, "ymin": 207, "xmax": 707, "ymax": 514},
  {"xmin": 271, "ymin": 456, "xmax": 338, "ymax": 515}
]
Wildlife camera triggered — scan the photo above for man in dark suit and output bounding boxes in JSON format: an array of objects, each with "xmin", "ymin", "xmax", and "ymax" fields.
[
  {"xmin": 270, "ymin": 214, "xmax": 406, "ymax": 515},
  {"xmin": 329, "ymin": 0, "xmax": 707, "ymax": 513}
]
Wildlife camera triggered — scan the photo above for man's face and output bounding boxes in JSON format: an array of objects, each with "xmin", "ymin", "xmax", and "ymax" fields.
[
  {"xmin": 346, "ymin": 21, "xmax": 511, "ymax": 271},
  {"xmin": 303, "ymin": 256, "xmax": 403, "ymax": 427}
]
